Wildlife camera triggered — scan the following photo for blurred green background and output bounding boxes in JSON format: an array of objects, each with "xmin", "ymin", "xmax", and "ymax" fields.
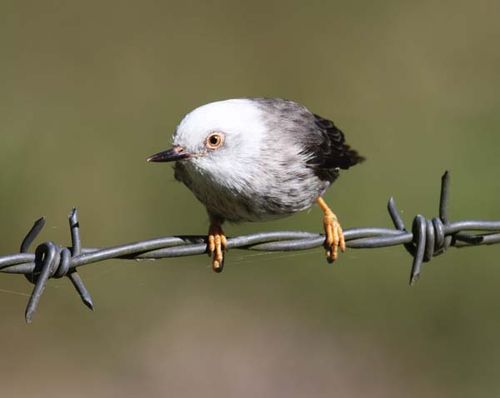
[{"xmin": 1, "ymin": 0, "xmax": 500, "ymax": 396}]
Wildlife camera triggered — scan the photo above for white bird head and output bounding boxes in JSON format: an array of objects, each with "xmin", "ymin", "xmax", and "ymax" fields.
[{"xmin": 147, "ymin": 99, "xmax": 269, "ymax": 186}]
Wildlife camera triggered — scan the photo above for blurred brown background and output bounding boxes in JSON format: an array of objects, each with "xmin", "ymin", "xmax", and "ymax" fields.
[{"xmin": 1, "ymin": 0, "xmax": 500, "ymax": 396}]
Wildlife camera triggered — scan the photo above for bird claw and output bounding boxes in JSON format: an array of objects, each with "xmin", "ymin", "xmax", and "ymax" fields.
[
  {"xmin": 316, "ymin": 197, "xmax": 346, "ymax": 263},
  {"xmin": 323, "ymin": 212, "xmax": 345, "ymax": 263},
  {"xmin": 208, "ymin": 225, "xmax": 227, "ymax": 272}
]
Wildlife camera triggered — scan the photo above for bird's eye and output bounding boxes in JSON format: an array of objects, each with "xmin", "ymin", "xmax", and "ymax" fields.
[{"xmin": 206, "ymin": 132, "xmax": 224, "ymax": 149}]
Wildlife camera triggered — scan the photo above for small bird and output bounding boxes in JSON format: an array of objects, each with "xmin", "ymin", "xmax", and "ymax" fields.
[{"xmin": 147, "ymin": 98, "xmax": 364, "ymax": 272}]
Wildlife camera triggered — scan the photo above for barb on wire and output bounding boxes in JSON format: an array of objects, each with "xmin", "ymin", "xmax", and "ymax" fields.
[{"xmin": 1, "ymin": 171, "xmax": 499, "ymax": 322}]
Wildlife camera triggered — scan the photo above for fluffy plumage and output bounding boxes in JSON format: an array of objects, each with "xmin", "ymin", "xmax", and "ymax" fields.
[{"xmin": 169, "ymin": 98, "xmax": 364, "ymax": 222}]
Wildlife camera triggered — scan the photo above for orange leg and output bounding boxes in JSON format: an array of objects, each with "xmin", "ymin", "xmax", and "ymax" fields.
[
  {"xmin": 207, "ymin": 220, "xmax": 228, "ymax": 273},
  {"xmin": 316, "ymin": 197, "xmax": 346, "ymax": 263}
]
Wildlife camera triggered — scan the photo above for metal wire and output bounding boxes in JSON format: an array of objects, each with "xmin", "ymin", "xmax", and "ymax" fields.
[{"xmin": 1, "ymin": 171, "xmax": 499, "ymax": 323}]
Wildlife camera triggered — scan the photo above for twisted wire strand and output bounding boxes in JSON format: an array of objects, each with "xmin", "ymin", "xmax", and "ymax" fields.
[{"xmin": 1, "ymin": 171, "xmax": 499, "ymax": 323}]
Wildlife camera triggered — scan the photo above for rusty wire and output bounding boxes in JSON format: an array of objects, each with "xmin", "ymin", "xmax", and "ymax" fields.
[{"xmin": 1, "ymin": 171, "xmax": 499, "ymax": 323}]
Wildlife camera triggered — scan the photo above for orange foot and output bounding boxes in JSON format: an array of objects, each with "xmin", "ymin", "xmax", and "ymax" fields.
[
  {"xmin": 208, "ymin": 223, "xmax": 228, "ymax": 272},
  {"xmin": 316, "ymin": 197, "xmax": 346, "ymax": 263}
]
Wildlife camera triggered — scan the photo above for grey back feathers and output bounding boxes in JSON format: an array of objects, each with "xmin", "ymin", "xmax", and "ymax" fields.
[
  {"xmin": 253, "ymin": 98, "xmax": 364, "ymax": 182},
  {"xmin": 172, "ymin": 98, "xmax": 364, "ymax": 223}
]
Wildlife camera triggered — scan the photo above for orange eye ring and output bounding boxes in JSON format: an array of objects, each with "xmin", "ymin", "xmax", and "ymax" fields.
[{"xmin": 206, "ymin": 132, "xmax": 224, "ymax": 149}]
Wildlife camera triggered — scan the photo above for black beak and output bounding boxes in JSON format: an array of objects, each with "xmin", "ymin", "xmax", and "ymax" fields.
[{"xmin": 146, "ymin": 146, "xmax": 191, "ymax": 163}]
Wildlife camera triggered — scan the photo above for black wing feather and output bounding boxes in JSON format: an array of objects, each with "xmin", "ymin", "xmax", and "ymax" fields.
[{"xmin": 305, "ymin": 114, "xmax": 365, "ymax": 182}]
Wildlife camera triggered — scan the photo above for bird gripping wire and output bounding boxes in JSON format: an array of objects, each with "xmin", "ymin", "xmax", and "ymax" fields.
[{"xmin": 1, "ymin": 171, "xmax": 499, "ymax": 322}]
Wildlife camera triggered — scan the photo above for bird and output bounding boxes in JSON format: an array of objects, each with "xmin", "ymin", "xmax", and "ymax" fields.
[{"xmin": 147, "ymin": 98, "xmax": 364, "ymax": 272}]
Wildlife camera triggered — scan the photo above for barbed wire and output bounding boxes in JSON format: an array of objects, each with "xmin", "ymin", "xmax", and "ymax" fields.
[{"xmin": 1, "ymin": 171, "xmax": 499, "ymax": 323}]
